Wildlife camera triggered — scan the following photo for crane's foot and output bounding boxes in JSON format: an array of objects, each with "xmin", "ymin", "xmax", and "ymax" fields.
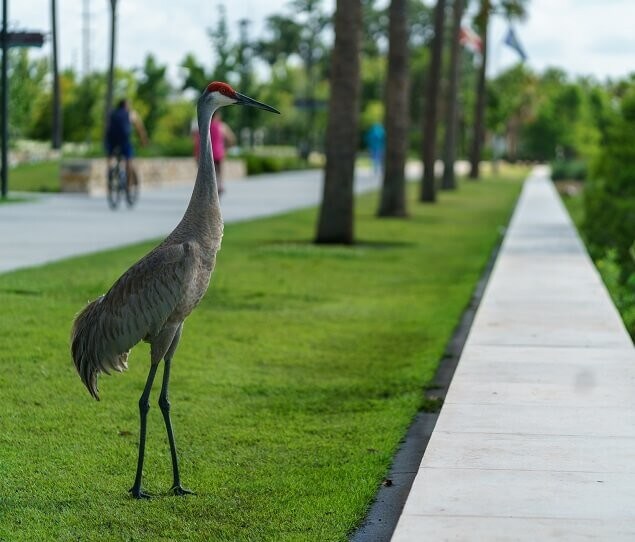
[
  {"xmin": 171, "ymin": 484, "xmax": 195, "ymax": 496},
  {"xmin": 129, "ymin": 486, "xmax": 152, "ymax": 499}
]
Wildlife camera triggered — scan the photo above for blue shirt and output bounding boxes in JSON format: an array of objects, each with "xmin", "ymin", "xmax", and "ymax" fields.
[{"xmin": 106, "ymin": 107, "xmax": 132, "ymax": 146}]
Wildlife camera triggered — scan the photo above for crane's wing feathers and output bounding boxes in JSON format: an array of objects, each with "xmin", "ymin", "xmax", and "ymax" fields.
[
  {"xmin": 102, "ymin": 243, "xmax": 196, "ymax": 347},
  {"xmin": 71, "ymin": 242, "xmax": 198, "ymax": 399}
]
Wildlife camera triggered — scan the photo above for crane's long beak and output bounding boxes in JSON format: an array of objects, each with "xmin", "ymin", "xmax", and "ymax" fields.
[{"xmin": 235, "ymin": 92, "xmax": 280, "ymax": 114}]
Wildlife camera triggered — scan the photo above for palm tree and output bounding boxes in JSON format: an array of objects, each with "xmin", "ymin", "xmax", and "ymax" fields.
[
  {"xmin": 51, "ymin": 0, "xmax": 62, "ymax": 150},
  {"xmin": 420, "ymin": 0, "xmax": 446, "ymax": 202},
  {"xmin": 468, "ymin": 0, "xmax": 528, "ymax": 179},
  {"xmin": 441, "ymin": 0, "xmax": 464, "ymax": 190},
  {"xmin": 378, "ymin": 0, "xmax": 409, "ymax": 217},
  {"xmin": 315, "ymin": 0, "xmax": 362, "ymax": 244},
  {"xmin": 105, "ymin": 0, "xmax": 118, "ymax": 125}
]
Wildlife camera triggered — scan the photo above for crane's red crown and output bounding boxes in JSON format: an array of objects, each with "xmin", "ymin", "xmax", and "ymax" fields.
[{"xmin": 206, "ymin": 81, "xmax": 237, "ymax": 98}]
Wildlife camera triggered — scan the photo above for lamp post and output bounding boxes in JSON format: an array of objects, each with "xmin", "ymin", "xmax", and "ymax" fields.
[
  {"xmin": 1, "ymin": 0, "xmax": 8, "ymax": 199},
  {"xmin": 0, "ymin": 0, "xmax": 44, "ymax": 199}
]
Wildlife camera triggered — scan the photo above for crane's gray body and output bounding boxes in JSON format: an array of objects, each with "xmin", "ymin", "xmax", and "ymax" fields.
[
  {"xmin": 71, "ymin": 95, "xmax": 223, "ymax": 400},
  {"xmin": 69, "ymin": 83, "xmax": 277, "ymax": 498}
]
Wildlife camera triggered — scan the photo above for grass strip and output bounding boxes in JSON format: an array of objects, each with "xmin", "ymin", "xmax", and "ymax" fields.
[
  {"xmin": 7, "ymin": 161, "xmax": 60, "ymax": 193},
  {"xmin": 0, "ymin": 172, "xmax": 523, "ymax": 541}
]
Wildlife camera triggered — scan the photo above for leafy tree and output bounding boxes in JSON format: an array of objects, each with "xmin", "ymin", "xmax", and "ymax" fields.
[
  {"xmin": 234, "ymin": 19, "xmax": 258, "ymax": 141},
  {"xmin": 362, "ymin": 0, "xmax": 389, "ymax": 57},
  {"xmin": 520, "ymin": 69, "xmax": 591, "ymax": 160},
  {"xmin": 584, "ymin": 84, "xmax": 635, "ymax": 280},
  {"xmin": 151, "ymin": 99, "xmax": 195, "ymax": 156},
  {"xmin": 255, "ymin": 15, "xmax": 302, "ymax": 66},
  {"xmin": 30, "ymin": 70, "xmax": 73, "ymax": 142},
  {"xmin": 62, "ymin": 72, "xmax": 105, "ymax": 143},
  {"xmin": 7, "ymin": 50, "xmax": 48, "ymax": 139},
  {"xmin": 406, "ymin": 0, "xmax": 433, "ymax": 118},
  {"xmin": 486, "ymin": 63, "xmax": 536, "ymax": 160},
  {"xmin": 257, "ymin": 0, "xmax": 330, "ymax": 154},
  {"xmin": 136, "ymin": 54, "xmax": 171, "ymax": 138},
  {"xmin": 208, "ymin": 4, "xmax": 233, "ymax": 83},
  {"xmin": 180, "ymin": 53, "xmax": 209, "ymax": 93},
  {"xmin": 468, "ymin": 0, "xmax": 528, "ymax": 179}
]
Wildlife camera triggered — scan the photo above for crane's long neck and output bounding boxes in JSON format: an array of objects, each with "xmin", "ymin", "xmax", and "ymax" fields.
[{"xmin": 177, "ymin": 101, "xmax": 223, "ymax": 247}]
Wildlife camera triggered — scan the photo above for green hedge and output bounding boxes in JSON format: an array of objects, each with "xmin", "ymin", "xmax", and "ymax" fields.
[
  {"xmin": 243, "ymin": 154, "xmax": 315, "ymax": 176},
  {"xmin": 551, "ymin": 159, "xmax": 588, "ymax": 181},
  {"xmin": 137, "ymin": 137, "xmax": 194, "ymax": 158},
  {"xmin": 583, "ymin": 86, "xmax": 635, "ymax": 279}
]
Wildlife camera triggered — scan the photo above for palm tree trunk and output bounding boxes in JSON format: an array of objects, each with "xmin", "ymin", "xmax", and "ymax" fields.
[
  {"xmin": 441, "ymin": 0, "xmax": 464, "ymax": 191},
  {"xmin": 378, "ymin": 0, "xmax": 409, "ymax": 217},
  {"xmin": 51, "ymin": 0, "xmax": 62, "ymax": 150},
  {"xmin": 105, "ymin": 0, "xmax": 117, "ymax": 128},
  {"xmin": 315, "ymin": 0, "xmax": 362, "ymax": 244},
  {"xmin": 469, "ymin": 0, "xmax": 490, "ymax": 179},
  {"xmin": 420, "ymin": 0, "xmax": 446, "ymax": 202}
]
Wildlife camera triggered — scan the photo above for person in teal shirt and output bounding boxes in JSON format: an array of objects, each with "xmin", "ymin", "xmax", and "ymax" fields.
[{"xmin": 365, "ymin": 122, "xmax": 385, "ymax": 176}]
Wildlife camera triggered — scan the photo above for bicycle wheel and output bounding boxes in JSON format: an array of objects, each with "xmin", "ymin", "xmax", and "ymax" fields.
[
  {"xmin": 125, "ymin": 167, "xmax": 139, "ymax": 207},
  {"xmin": 107, "ymin": 166, "xmax": 121, "ymax": 209}
]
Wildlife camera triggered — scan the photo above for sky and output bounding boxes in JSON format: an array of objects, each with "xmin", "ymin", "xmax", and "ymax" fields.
[{"xmin": 8, "ymin": 0, "xmax": 635, "ymax": 84}]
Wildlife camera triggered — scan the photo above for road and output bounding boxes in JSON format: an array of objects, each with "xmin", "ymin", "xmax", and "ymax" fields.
[{"xmin": 0, "ymin": 168, "xmax": 384, "ymax": 273}]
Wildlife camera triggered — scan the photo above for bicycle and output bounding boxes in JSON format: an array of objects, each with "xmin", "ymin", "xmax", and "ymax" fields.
[{"xmin": 107, "ymin": 151, "xmax": 139, "ymax": 209}]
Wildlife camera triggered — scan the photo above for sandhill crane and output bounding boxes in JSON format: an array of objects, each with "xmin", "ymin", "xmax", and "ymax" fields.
[{"xmin": 71, "ymin": 82, "xmax": 279, "ymax": 499}]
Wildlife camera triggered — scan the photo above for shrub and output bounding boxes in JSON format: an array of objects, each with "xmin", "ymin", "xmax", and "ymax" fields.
[
  {"xmin": 583, "ymin": 86, "xmax": 635, "ymax": 279},
  {"xmin": 243, "ymin": 154, "xmax": 316, "ymax": 176},
  {"xmin": 595, "ymin": 249, "xmax": 635, "ymax": 337},
  {"xmin": 551, "ymin": 159, "xmax": 587, "ymax": 181},
  {"xmin": 137, "ymin": 138, "xmax": 193, "ymax": 158}
]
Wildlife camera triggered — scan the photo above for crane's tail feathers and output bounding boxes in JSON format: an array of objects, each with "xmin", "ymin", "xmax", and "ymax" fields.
[{"xmin": 71, "ymin": 296, "xmax": 129, "ymax": 400}]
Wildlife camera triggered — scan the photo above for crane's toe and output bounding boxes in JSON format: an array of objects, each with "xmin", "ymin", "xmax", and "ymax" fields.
[
  {"xmin": 171, "ymin": 484, "xmax": 195, "ymax": 497},
  {"xmin": 129, "ymin": 487, "xmax": 152, "ymax": 499}
]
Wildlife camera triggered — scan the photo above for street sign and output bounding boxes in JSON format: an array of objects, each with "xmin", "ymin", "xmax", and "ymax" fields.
[
  {"xmin": 3, "ymin": 31, "xmax": 45, "ymax": 48},
  {"xmin": 293, "ymin": 98, "xmax": 327, "ymax": 111},
  {"xmin": 1, "ymin": 24, "xmax": 46, "ymax": 197}
]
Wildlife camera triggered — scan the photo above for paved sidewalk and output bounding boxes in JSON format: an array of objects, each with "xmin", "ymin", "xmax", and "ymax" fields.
[
  {"xmin": 392, "ymin": 168, "xmax": 635, "ymax": 540},
  {"xmin": 0, "ymin": 168, "xmax": 382, "ymax": 274}
]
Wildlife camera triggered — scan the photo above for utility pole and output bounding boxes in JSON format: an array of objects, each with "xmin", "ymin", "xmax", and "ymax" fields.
[
  {"xmin": 51, "ymin": 0, "xmax": 62, "ymax": 149},
  {"xmin": 1, "ymin": 0, "xmax": 8, "ymax": 199},
  {"xmin": 105, "ymin": 0, "xmax": 117, "ymax": 127},
  {"xmin": 0, "ymin": 4, "xmax": 44, "ymax": 198},
  {"xmin": 82, "ymin": 0, "xmax": 90, "ymax": 76},
  {"xmin": 441, "ymin": 0, "xmax": 465, "ymax": 191}
]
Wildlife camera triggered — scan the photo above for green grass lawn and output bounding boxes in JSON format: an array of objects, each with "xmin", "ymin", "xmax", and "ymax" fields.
[
  {"xmin": 8, "ymin": 160, "xmax": 60, "ymax": 192},
  {"xmin": 0, "ymin": 173, "xmax": 523, "ymax": 541}
]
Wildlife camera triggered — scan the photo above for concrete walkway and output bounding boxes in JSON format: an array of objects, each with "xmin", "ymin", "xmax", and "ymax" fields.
[
  {"xmin": 392, "ymin": 168, "xmax": 635, "ymax": 540},
  {"xmin": 0, "ymin": 168, "xmax": 382, "ymax": 274}
]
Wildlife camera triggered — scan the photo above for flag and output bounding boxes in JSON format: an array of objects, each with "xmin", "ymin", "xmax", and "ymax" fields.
[
  {"xmin": 460, "ymin": 26, "xmax": 482, "ymax": 54},
  {"xmin": 504, "ymin": 27, "xmax": 527, "ymax": 61}
]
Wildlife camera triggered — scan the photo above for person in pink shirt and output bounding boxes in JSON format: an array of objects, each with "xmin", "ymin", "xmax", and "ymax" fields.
[
  {"xmin": 192, "ymin": 111, "xmax": 236, "ymax": 197},
  {"xmin": 210, "ymin": 111, "xmax": 235, "ymax": 196}
]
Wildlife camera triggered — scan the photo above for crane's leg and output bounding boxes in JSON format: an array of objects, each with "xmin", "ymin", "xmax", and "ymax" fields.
[
  {"xmin": 130, "ymin": 362, "xmax": 160, "ymax": 499},
  {"xmin": 158, "ymin": 324, "xmax": 193, "ymax": 496}
]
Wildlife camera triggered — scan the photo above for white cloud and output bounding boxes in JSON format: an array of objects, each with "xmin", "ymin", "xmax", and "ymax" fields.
[
  {"xmin": 489, "ymin": 0, "xmax": 635, "ymax": 79},
  {"xmin": 9, "ymin": 0, "xmax": 635, "ymax": 84}
]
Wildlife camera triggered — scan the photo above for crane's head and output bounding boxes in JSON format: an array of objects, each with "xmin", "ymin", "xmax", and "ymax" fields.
[{"xmin": 203, "ymin": 81, "xmax": 280, "ymax": 114}]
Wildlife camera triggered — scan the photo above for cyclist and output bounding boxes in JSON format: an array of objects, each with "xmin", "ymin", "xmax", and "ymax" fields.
[{"xmin": 105, "ymin": 98, "xmax": 148, "ymax": 188}]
